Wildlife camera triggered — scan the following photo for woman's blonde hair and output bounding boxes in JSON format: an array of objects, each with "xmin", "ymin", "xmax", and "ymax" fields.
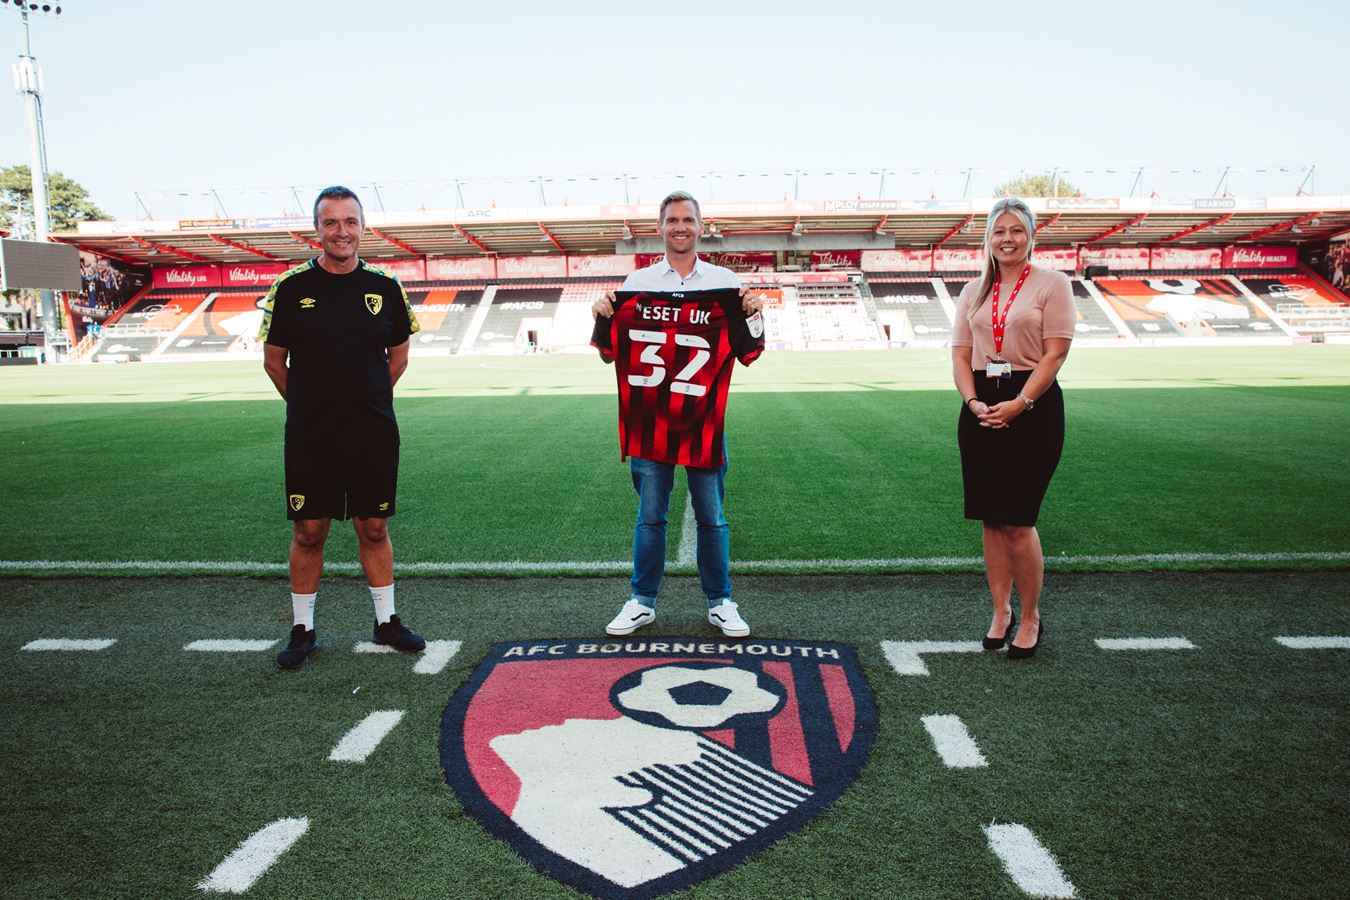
[{"xmin": 967, "ymin": 197, "xmax": 1036, "ymax": 326}]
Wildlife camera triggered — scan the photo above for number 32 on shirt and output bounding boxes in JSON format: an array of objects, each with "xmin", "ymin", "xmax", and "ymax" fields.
[{"xmin": 627, "ymin": 329, "xmax": 710, "ymax": 397}]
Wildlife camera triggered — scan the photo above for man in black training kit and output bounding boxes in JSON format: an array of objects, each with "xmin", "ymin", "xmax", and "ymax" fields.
[{"xmin": 260, "ymin": 185, "xmax": 426, "ymax": 669}]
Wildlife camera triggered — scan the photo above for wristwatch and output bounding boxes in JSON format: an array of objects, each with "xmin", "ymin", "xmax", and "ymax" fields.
[{"xmin": 1017, "ymin": 391, "xmax": 1035, "ymax": 410}]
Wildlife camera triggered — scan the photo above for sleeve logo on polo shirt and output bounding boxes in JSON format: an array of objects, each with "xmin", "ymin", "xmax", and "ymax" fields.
[
  {"xmin": 365, "ymin": 293, "xmax": 383, "ymax": 315},
  {"xmin": 289, "ymin": 494, "xmax": 305, "ymax": 511},
  {"xmin": 300, "ymin": 297, "xmax": 317, "ymax": 309}
]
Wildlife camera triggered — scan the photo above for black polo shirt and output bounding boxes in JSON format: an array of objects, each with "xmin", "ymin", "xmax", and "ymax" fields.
[{"xmin": 259, "ymin": 258, "xmax": 419, "ymax": 446}]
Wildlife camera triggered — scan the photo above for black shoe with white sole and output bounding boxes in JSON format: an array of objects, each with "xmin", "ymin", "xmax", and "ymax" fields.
[{"xmin": 277, "ymin": 624, "xmax": 316, "ymax": 669}]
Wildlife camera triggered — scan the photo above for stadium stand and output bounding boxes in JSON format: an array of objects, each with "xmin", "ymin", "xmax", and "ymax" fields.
[
  {"xmin": 161, "ymin": 289, "xmax": 267, "ymax": 355},
  {"xmin": 467, "ymin": 285, "xmax": 563, "ymax": 353},
  {"xmin": 1070, "ymin": 279, "xmax": 1126, "ymax": 339},
  {"xmin": 409, "ymin": 287, "xmax": 485, "ymax": 355},
  {"xmin": 549, "ymin": 280, "xmax": 624, "ymax": 353},
  {"xmin": 94, "ymin": 291, "xmax": 210, "ymax": 361},
  {"xmin": 1236, "ymin": 274, "xmax": 1350, "ymax": 336},
  {"xmin": 1092, "ymin": 277, "xmax": 1284, "ymax": 339},
  {"xmin": 795, "ymin": 282, "xmax": 883, "ymax": 348},
  {"xmin": 866, "ymin": 277, "xmax": 954, "ymax": 344}
]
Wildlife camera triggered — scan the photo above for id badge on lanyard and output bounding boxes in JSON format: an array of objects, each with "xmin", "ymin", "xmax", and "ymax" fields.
[{"xmin": 987, "ymin": 265, "xmax": 1029, "ymax": 380}]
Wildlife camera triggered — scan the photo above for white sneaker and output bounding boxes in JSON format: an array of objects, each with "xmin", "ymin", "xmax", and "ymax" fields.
[
  {"xmin": 707, "ymin": 600, "xmax": 749, "ymax": 637},
  {"xmin": 606, "ymin": 600, "xmax": 656, "ymax": 636}
]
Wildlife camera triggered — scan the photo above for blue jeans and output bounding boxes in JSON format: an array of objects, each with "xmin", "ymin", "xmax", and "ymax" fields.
[{"xmin": 629, "ymin": 453, "xmax": 731, "ymax": 608}]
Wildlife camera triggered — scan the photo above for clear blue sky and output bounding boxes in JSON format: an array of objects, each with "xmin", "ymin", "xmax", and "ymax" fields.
[{"xmin": 1, "ymin": 0, "xmax": 1346, "ymax": 221}]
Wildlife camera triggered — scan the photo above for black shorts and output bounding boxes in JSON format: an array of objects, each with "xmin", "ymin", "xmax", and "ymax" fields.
[{"xmin": 284, "ymin": 441, "xmax": 399, "ymax": 521}]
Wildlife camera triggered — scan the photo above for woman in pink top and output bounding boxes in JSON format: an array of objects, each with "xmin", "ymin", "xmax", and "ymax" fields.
[{"xmin": 951, "ymin": 197, "xmax": 1075, "ymax": 659}]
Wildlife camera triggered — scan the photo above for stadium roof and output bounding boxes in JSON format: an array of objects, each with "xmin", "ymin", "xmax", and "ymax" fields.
[{"xmin": 55, "ymin": 196, "xmax": 1350, "ymax": 268}]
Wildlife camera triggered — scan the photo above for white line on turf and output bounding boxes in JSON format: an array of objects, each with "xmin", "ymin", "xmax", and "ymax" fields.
[
  {"xmin": 982, "ymin": 822, "xmax": 1077, "ymax": 899},
  {"xmin": 3, "ymin": 549, "xmax": 1346, "ymax": 576},
  {"xmin": 881, "ymin": 640, "xmax": 985, "ymax": 676},
  {"xmin": 352, "ymin": 639, "xmax": 462, "ymax": 675},
  {"xmin": 676, "ymin": 494, "xmax": 696, "ymax": 568},
  {"xmin": 920, "ymin": 714, "xmax": 988, "ymax": 768},
  {"xmin": 1095, "ymin": 637, "xmax": 1197, "ymax": 651},
  {"xmin": 184, "ymin": 639, "xmax": 278, "ymax": 652},
  {"xmin": 197, "ymin": 817, "xmax": 309, "ymax": 894},
  {"xmin": 329, "ymin": 710, "xmax": 405, "ymax": 763},
  {"xmin": 21, "ymin": 638, "xmax": 117, "ymax": 651},
  {"xmin": 1274, "ymin": 635, "xmax": 1350, "ymax": 649}
]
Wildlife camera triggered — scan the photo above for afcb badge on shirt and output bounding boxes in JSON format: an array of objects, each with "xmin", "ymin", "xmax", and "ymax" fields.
[{"xmin": 364, "ymin": 293, "xmax": 383, "ymax": 315}]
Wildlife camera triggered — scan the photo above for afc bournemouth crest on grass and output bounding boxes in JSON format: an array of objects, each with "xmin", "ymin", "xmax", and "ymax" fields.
[{"xmin": 440, "ymin": 639, "xmax": 877, "ymax": 898}]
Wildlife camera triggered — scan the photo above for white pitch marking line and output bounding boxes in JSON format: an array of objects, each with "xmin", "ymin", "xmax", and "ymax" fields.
[
  {"xmin": 982, "ymin": 822, "xmax": 1077, "ymax": 899},
  {"xmin": 920, "ymin": 714, "xmax": 988, "ymax": 768},
  {"xmin": 1095, "ymin": 637, "xmax": 1196, "ymax": 651},
  {"xmin": 881, "ymin": 640, "xmax": 985, "ymax": 676},
  {"xmin": 197, "ymin": 816, "xmax": 309, "ymax": 894},
  {"xmin": 5, "ymin": 549, "xmax": 1348, "ymax": 575},
  {"xmin": 21, "ymin": 638, "xmax": 117, "ymax": 652},
  {"xmin": 184, "ymin": 639, "xmax": 278, "ymax": 652},
  {"xmin": 1275, "ymin": 635, "xmax": 1350, "ymax": 650},
  {"xmin": 329, "ymin": 710, "xmax": 406, "ymax": 763},
  {"xmin": 414, "ymin": 640, "xmax": 462, "ymax": 675},
  {"xmin": 352, "ymin": 639, "xmax": 462, "ymax": 675},
  {"xmin": 676, "ymin": 494, "xmax": 697, "ymax": 568}
]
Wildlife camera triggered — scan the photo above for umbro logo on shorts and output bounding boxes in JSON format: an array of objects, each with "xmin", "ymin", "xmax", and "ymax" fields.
[
  {"xmin": 288, "ymin": 494, "xmax": 305, "ymax": 511},
  {"xmin": 378, "ymin": 502, "xmax": 390, "ymax": 511},
  {"xmin": 441, "ymin": 639, "xmax": 877, "ymax": 897},
  {"xmin": 365, "ymin": 293, "xmax": 383, "ymax": 315}
]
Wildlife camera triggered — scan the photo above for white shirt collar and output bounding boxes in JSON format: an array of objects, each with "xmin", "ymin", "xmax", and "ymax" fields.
[{"xmin": 661, "ymin": 254, "xmax": 705, "ymax": 280}]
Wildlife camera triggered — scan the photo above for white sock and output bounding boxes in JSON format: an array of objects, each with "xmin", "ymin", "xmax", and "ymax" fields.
[
  {"xmin": 370, "ymin": 583, "xmax": 395, "ymax": 625},
  {"xmin": 291, "ymin": 592, "xmax": 316, "ymax": 631}
]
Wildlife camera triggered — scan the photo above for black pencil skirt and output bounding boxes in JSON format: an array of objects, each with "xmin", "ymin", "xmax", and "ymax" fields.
[{"xmin": 957, "ymin": 370, "xmax": 1064, "ymax": 526}]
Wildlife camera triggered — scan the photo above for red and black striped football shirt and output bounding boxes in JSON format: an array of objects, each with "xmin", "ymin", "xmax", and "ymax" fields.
[{"xmin": 592, "ymin": 289, "xmax": 764, "ymax": 468}]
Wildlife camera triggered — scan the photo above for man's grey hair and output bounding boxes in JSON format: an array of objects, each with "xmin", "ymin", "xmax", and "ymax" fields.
[{"xmin": 313, "ymin": 186, "xmax": 364, "ymax": 227}]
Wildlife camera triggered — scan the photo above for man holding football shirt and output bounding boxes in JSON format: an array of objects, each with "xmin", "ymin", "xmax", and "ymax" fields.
[{"xmin": 592, "ymin": 191, "xmax": 766, "ymax": 638}]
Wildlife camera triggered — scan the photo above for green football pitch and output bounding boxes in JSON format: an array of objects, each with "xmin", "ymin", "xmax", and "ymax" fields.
[{"xmin": 2, "ymin": 346, "xmax": 1348, "ymax": 898}]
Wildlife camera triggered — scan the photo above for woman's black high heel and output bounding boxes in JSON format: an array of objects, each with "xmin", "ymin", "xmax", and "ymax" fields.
[
  {"xmin": 982, "ymin": 613, "xmax": 1015, "ymax": 651},
  {"xmin": 1007, "ymin": 621, "xmax": 1043, "ymax": 660}
]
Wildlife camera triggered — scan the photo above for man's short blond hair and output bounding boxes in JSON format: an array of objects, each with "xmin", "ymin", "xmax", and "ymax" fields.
[{"xmin": 659, "ymin": 191, "xmax": 701, "ymax": 224}]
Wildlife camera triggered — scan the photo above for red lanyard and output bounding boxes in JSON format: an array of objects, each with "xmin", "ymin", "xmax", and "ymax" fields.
[{"xmin": 990, "ymin": 264, "xmax": 1030, "ymax": 358}]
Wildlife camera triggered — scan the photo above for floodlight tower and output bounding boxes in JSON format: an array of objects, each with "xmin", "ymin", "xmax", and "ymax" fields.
[{"xmin": 4, "ymin": 0, "xmax": 61, "ymax": 348}]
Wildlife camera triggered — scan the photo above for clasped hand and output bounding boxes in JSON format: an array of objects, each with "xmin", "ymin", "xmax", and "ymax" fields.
[{"xmin": 969, "ymin": 398, "xmax": 1023, "ymax": 429}]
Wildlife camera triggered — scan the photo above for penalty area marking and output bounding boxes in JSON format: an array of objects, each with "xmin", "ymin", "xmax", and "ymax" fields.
[
  {"xmin": 1094, "ymin": 637, "xmax": 1196, "ymax": 651},
  {"xmin": 184, "ymin": 639, "xmax": 277, "ymax": 652},
  {"xmin": 197, "ymin": 817, "xmax": 309, "ymax": 894},
  {"xmin": 3, "ymin": 549, "xmax": 1347, "ymax": 576},
  {"xmin": 1275, "ymin": 636, "xmax": 1350, "ymax": 650},
  {"xmin": 351, "ymin": 639, "xmax": 462, "ymax": 674},
  {"xmin": 881, "ymin": 640, "xmax": 985, "ymax": 676},
  {"xmin": 920, "ymin": 714, "xmax": 988, "ymax": 768},
  {"xmin": 21, "ymin": 638, "xmax": 117, "ymax": 651},
  {"xmin": 329, "ymin": 710, "xmax": 406, "ymax": 763},
  {"xmin": 982, "ymin": 822, "xmax": 1077, "ymax": 899}
]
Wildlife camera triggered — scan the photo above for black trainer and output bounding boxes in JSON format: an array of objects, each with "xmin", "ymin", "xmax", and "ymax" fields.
[
  {"xmin": 277, "ymin": 624, "xmax": 316, "ymax": 669},
  {"xmin": 372, "ymin": 614, "xmax": 426, "ymax": 653}
]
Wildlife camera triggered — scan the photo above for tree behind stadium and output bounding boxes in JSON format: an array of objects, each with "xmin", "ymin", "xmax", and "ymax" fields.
[
  {"xmin": 994, "ymin": 174, "xmax": 1083, "ymax": 198},
  {"xmin": 0, "ymin": 164, "xmax": 108, "ymax": 235}
]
